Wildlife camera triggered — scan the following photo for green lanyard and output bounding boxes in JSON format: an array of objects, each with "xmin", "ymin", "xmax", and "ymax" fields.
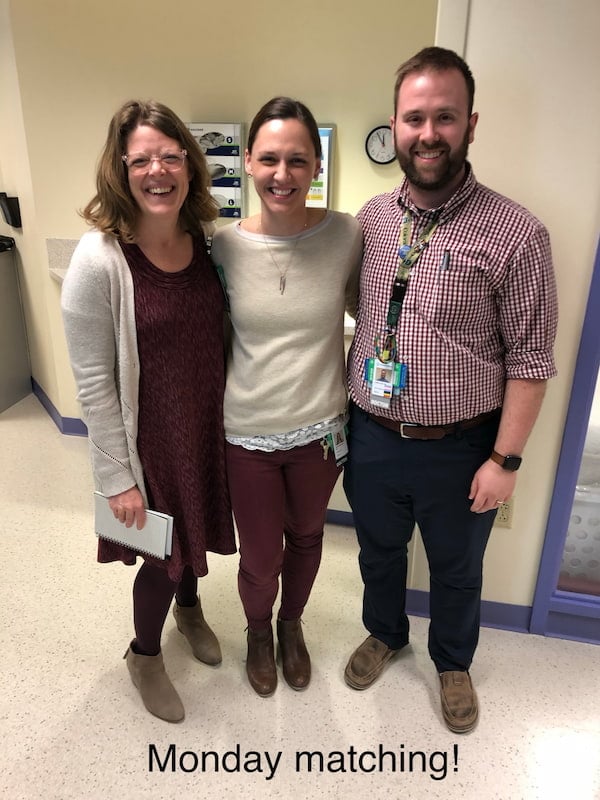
[{"xmin": 386, "ymin": 210, "xmax": 439, "ymax": 328}]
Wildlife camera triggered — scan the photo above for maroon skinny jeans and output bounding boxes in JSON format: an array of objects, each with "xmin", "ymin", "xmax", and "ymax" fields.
[{"xmin": 226, "ymin": 439, "xmax": 341, "ymax": 630}]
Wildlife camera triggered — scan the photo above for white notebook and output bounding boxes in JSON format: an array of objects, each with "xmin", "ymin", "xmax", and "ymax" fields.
[{"xmin": 93, "ymin": 492, "xmax": 173, "ymax": 560}]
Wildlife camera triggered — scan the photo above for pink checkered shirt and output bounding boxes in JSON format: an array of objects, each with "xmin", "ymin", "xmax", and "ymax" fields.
[{"xmin": 348, "ymin": 165, "xmax": 558, "ymax": 425}]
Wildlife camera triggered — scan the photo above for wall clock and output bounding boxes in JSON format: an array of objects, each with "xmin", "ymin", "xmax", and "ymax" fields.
[{"xmin": 365, "ymin": 125, "xmax": 396, "ymax": 164}]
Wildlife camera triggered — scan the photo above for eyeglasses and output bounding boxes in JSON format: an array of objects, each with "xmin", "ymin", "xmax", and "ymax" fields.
[{"xmin": 121, "ymin": 150, "xmax": 187, "ymax": 174}]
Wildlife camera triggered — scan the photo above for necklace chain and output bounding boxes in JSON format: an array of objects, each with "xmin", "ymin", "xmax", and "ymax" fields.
[{"xmin": 259, "ymin": 216, "xmax": 307, "ymax": 295}]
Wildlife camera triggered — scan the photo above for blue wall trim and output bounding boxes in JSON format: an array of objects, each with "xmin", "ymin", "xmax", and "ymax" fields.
[
  {"xmin": 31, "ymin": 378, "xmax": 87, "ymax": 436},
  {"xmin": 326, "ymin": 513, "xmax": 535, "ymax": 636},
  {"xmin": 326, "ymin": 509, "xmax": 354, "ymax": 527},
  {"xmin": 540, "ymin": 609, "xmax": 600, "ymax": 646},
  {"xmin": 529, "ymin": 237, "xmax": 600, "ymax": 647},
  {"xmin": 29, "ymin": 381, "xmax": 598, "ymax": 645},
  {"xmin": 404, "ymin": 589, "xmax": 532, "ymax": 634}
]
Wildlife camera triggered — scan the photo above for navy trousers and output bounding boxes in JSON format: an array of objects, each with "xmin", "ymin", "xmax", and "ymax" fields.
[{"xmin": 343, "ymin": 404, "xmax": 499, "ymax": 672}]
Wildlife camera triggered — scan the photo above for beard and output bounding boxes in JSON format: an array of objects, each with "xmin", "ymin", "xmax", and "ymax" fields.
[{"xmin": 395, "ymin": 128, "xmax": 470, "ymax": 193}]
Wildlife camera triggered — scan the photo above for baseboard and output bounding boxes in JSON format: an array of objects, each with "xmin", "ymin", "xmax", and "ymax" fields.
[
  {"xmin": 404, "ymin": 588, "xmax": 531, "ymax": 633},
  {"xmin": 31, "ymin": 378, "xmax": 87, "ymax": 436},
  {"xmin": 25, "ymin": 383, "xmax": 564, "ymax": 642},
  {"xmin": 538, "ymin": 609, "xmax": 600, "ymax": 645},
  {"xmin": 325, "ymin": 510, "xmax": 532, "ymax": 634},
  {"xmin": 326, "ymin": 509, "xmax": 354, "ymax": 527}
]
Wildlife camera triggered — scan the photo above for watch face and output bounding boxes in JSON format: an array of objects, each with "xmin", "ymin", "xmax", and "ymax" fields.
[
  {"xmin": 365, "ymin": 125, "xmax": 396, "ymax": 164},
  {"xmin": 491, "ymin": 450, "xmax": 522, "ymax": 471},
  {"xmin": 504, "ymin": 455, "xmax": 522, "ymax": 471}
]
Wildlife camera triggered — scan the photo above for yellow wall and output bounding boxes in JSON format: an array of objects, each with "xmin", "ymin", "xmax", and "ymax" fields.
[
  {"xmin": 0, "ymin": 0, "xmax": 65, "ymax": 411},
  {"xmin": 331, "ymin": 0, "xmax": 600, "ymax": 609},
  {"xmin": 0, "ymin": 0, "xmax": 437, "ymax": 418},
  {"xmin": 430, "ymin": 0, "xmax": 600, "ymax": 606},
  {"xmin": 2, "ymin": 0, "xmax": 600, "ymax": 610}
]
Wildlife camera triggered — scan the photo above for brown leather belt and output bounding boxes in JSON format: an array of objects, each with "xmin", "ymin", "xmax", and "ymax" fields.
[{"xmin": 367, "ymin": 409, "xmax": 500, "ymax": 440}]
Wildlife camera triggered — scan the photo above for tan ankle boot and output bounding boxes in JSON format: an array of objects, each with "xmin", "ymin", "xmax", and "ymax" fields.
[
  {"xmin": 277, "ymin": 618, "xmax": 311, "ymax": 690},
  {"xmin": 124, "ymin": 646, "xmax": 184, "ymax": 722},
  {"xmin": 246, "ymin": 627, "xmax": 277, "ymax": 697},
  {"xmin": 173, "ymin": 598, "xmax": 222, "ymax": 665}
]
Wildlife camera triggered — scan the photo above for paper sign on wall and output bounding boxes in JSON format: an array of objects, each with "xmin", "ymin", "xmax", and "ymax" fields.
[{"xmin": 187, "ymin": 123, "xmax": 244, "ymax": 218}]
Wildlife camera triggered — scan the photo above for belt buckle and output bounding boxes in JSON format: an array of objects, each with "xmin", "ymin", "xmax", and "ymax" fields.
[{"xmin": 399, "ymin": 422, "xmax": 418, "ymax": 439}]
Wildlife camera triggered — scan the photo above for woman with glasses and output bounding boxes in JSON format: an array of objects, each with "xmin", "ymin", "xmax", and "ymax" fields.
[
  {"xmin": 211, "ymin": 97, "xmax": 362, "ymax": 697},
  {"xmin": 61, "ymin": 99, "xmax": 235, "ymax": 722}
]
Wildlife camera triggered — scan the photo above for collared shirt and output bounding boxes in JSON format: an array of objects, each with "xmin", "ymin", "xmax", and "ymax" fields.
[{"xmin": 348, "ymin": 164, "xmax": 558, "ymax": 426}]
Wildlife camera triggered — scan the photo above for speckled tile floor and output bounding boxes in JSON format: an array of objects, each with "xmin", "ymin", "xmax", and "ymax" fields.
[{"xmin": 1, "ymin": 394, "xmax": 599, "ymax": 800}]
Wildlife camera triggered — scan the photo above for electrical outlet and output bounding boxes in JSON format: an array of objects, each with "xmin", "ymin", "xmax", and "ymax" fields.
[{"xmin": 494, "ymin": 497, "xmax": 514, "ymax": 528}]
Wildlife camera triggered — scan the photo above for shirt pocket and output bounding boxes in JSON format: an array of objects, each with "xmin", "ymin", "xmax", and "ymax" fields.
[{"xmin": 413, "ymin": 259, "xmax": 495, "ymax": 335}]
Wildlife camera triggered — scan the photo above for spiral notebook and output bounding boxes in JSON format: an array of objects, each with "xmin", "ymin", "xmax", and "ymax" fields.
[{"xmin": 93, "ymin": 492, "xmax": 173, "ymax": 559}]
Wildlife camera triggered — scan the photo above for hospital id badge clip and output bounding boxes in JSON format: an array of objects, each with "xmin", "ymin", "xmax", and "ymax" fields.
[
  {"xmin": 364, "ymin": 357, "xmax": 407, "ymax": 409},
  {"xmin": 326, "ymin": 420, "xmax": 349, "ymax": 466}
]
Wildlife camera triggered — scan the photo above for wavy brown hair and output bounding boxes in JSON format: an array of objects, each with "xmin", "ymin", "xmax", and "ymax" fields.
[{"xmin": 82, "ymin": 99, "xmax": 219, "ymax": 241}]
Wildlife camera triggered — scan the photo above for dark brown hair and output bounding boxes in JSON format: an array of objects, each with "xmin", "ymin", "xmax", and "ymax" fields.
[
  {"xmin": 393, "ymin": 47, "xmax": 475, "ymax": 116},
  {"xmin": 247, "ymin": 96, "xmax": 322, "ymax": 159},
  {"xmin": 82, "ymin": 99, "xmax": 218, "ymax": 241}
]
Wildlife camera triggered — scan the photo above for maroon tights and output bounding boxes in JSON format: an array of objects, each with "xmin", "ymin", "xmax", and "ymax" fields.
[{"xmin": 132, "ymin": 561, "xmax": 198, "ymax": 656}]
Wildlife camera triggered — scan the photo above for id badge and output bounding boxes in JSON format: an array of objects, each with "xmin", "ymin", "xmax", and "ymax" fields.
[
  {"xmin": 369, "ymin": 358, "xmax": 394, "ymax": 409},
  {"xmin": 327, "ymin": 420, "xmax": 348, "ymax": 466}
]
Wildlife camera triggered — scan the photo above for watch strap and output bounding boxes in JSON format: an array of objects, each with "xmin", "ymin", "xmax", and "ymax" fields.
[{"xmin": 490, "ymin": 450, "xmax": 522, "ymax": 471}]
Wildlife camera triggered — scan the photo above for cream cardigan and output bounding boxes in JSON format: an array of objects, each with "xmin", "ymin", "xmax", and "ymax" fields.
[{"xmin": 61, "ymin": 230, "xmax": 147, "ymax": 500}]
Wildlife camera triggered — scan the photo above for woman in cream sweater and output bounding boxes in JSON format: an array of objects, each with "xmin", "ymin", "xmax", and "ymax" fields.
[{"xmin": 211, "ymin": 97, "xmax": 362, "ymax": 697}]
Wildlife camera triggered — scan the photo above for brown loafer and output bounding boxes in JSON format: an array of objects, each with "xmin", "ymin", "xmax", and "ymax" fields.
[
  {"xmin": 439, "ymin": 671, "xmax": 478, "ymax": 733},
  {"xmin": 344, "ymin": 635, "xmax": 400, "ymax": 690}
]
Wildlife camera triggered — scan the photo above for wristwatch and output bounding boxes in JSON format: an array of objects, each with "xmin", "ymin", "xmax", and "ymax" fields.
[{"xmin": 490, "ymin": 450, "xmax": 522, "ymax": 471}]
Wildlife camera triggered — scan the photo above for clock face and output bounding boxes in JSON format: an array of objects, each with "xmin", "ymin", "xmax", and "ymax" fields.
[{"xmin": 365, "ymin": 125, "xmax": 396, "ymax": 164}]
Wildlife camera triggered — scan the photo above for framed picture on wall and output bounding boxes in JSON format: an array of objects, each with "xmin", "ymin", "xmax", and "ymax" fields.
[{"xmin": 306, "ymin": 125, "xmax": 335, "ymax": 209}]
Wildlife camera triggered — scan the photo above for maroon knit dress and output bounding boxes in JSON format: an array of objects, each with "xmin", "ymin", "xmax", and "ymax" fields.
[{"xmin": 96, "ymin": 236, "xmax": 236, "ymax": 581}]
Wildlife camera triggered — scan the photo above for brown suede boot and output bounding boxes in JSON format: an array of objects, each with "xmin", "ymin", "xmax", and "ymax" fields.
[
  {"xmin": 277, "ymin": 618, "xmax": 311, "ymax": 690},
  {"xmin": 246, "ymin": 627, "xmax": 277, "ymax": 697},
  {"xmin": 173, "ymin": 598, "xmax": 222, "ymax": 665},
  {"xmin": 124, "ymin": 646, "xmax": 184, "ymax": 723}
]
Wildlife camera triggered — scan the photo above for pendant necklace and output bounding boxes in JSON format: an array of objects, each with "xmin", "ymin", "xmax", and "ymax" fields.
[{"xmin": 259, "ymin": 216, "xmax": 308, "ymax": 295}]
